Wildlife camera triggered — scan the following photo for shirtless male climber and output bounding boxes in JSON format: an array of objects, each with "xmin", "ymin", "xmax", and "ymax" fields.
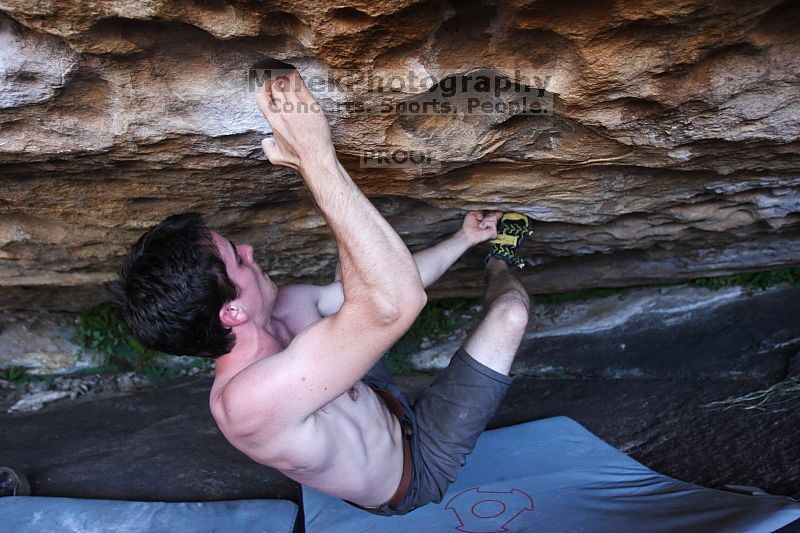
[{"xmin": 110, "ymin": 72, "xmax": 533, "ymax": 515}]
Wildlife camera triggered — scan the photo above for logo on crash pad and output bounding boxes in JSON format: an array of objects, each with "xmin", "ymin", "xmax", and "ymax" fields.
[{"xmin": 445, "ymin": 487, "xmax": 533, "ymax": 532}]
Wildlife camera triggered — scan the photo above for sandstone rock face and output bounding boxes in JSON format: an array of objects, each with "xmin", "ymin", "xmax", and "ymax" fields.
[{"xmin": 0, "ymin": 0, "xmax": 799, "ymax": 309}]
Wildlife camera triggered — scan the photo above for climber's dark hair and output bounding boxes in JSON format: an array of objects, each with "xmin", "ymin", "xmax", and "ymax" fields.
[{"xmin": 107, "ymin": 212, "xmax": 238, "ymax": 358}]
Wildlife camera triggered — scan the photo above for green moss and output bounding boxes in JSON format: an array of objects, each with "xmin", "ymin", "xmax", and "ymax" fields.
[
  {"xmin": 532, "ymin": 266, "xmax": 800, "ymax": 304},
  {"xmin": 72, "ymin": 305, "xmax": 160, "ymax": 372},
  {"xmin": 384, "ymin": 298, "xmax": 475, "ymax": 374},
  {"xmin": 692, "ymin": 267, "xmax": 800, "ymax": 291},
  {"xmin": 0, "ymin": 365, "xmax": 28, "ymax": 382},
  {"xmin": 68, "ymin": 365, "xmax": 125, "ymax": 376}
]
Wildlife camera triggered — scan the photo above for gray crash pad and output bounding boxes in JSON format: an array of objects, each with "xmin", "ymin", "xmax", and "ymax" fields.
[
  {"xmin": 304, "ymin": 416, "xmax": 800, "ymax": 532},
  {"xmin": 0, "ymin": 497, "xmax": 298, "ymax": 532}
]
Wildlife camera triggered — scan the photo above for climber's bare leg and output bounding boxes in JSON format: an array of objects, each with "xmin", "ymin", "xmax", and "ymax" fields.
[
  {"xmin": 408, "ymin": 258, "xmax": 529, "ymax": 508},
  {"xmin": 462, "ymin": 258, "xmax": 530, "ymax": 375}
]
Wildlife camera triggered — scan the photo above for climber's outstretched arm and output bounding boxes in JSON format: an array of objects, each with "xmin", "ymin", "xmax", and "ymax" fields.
[{"xmin": 217, "ymin": 73, "xmax": 426, "ymax": 433}]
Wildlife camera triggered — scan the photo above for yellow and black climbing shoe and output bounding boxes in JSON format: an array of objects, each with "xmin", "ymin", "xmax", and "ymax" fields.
[{"xmin": 487, "ymin": 212, "xmax": 533, "ymax": 269}]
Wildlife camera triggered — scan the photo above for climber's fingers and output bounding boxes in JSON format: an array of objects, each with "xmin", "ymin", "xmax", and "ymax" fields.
[
  {"xmin": 289, "ymin": 71, "xmax": 315, "ymax": 104},
  {"xmin": 273, "ymin": 71, "xmax": 316, "ymax": 106},
  {"xmin": 261, "ymin": 137, "xmax": 277, "ymax": 161},
  {"xmin": 256, "ymin": 81, "xmax": 279, "ymax": 121}
]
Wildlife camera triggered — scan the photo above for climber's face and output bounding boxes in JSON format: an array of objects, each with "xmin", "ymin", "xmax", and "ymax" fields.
[{"xmin": 211, "ymin": 231, "xmax": 278, "ymax": 326}]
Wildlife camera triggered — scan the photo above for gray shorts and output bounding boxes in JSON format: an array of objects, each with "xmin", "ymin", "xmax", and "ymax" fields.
[{"xmin": 355, "ymin": 347, "xmax": 513, "ymax": 516}]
